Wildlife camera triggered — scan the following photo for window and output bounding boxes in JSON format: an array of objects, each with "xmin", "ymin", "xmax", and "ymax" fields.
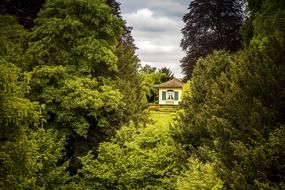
[
  {"xmin": 167, "ymin": 90, "xmax": 174, "ymax": 100},
  {"xmin": 162, "ymin": 90, "xmax": 179, "ymax": 101}
]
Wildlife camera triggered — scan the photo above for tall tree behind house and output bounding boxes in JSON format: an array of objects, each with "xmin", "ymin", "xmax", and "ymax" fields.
[{"xmin": 181, "ymin": 0, "xmax": 243, "ymax": 79}]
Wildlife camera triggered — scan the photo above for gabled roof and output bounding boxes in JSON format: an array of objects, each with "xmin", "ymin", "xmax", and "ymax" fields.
[{"xmin": 155, "ymin": 78, "xmax": 184, "ymax": 88}]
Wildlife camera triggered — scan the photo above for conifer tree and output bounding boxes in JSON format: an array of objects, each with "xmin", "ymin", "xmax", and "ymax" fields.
[
  {"xmin": 159, "ymin": 67, "xmax": 174, "ymax": 82},
  {"xmin": 106, "ymin": 0, "xmax": 148, "ymax": 124},
  {"xmin": 115, "ymin": 28, "xmax": 148, "ymax": 123},
  {"xmin": 174, "ymin": 0, "xmax": 285, "ymax": 188}
]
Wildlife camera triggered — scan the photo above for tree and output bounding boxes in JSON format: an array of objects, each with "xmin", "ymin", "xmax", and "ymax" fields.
[
  {"xmin": 140, "ymin": 65, "xmax": 165, "ymax": 103},
  {"xmin": 173, "ymin": 0, "xmax": 285, "ymax": 186},
  {"xmin": 174, "ymin": 46, "xmax": 285, "ymax": 189},
  {"xmin": 240, "ymin": 0, "xmax": 267, "ymax": 45},
  {"xmin": 0, "ymin": 16, "xmax": 71, "ymax": 189},
  {"xmin": 78, "ymin": 123, "xmax": 185, "ymax": 189},
  {"xmin": 159, "ymin": 67, "xmax": 174, "ymax": 82},
  {"xmin": 181, "ymin": 0, "xmax": 243, "ymax": 79},
  {"xmin": 177, "ymin": 156, "xmax": 223, "ymax": 190},
  {"xmin": 247, "ymin": 0, "xmax": 265, "ymax": 13},
  {"xmin": 1, "ymin": 0, "xmax": 150, "ymax": 182},
  {"xmin": 23, "ymin": 0, "xmax": 126, "ymax": 173},
  {"xmin": 115, "ymin": 28, "xmax": 148, "ymax": 123},
  {"xmin": 107, "ymin": 0, "xmax": 121, "ymax": 17},
  {"xmin": 0, "ymin": 0, "xmax": 45, "ymax": 28},
  {"xmin": 139, "ymin": 65, "xmax": 176, "ymax": 103},
  {"xmin": 140, "ymin": 64, "xmax": 157, "ymax": 74},
  {"xmin": 106, "ymin": 0, "xmax": 148, "ymax": 124}
]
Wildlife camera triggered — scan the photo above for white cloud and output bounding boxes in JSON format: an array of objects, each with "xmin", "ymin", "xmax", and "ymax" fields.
[
  {"xmin": 122, "ymin": 8, "xmax": 180, "ymax": 32},
  {"xmin": 118, "ymin": 1, "xmax": 189, "ymax": 78},
  {"xmin": 136, "ymin": 41, "xmax": 176, "ymax": 53},
  {"xmin": 146, "ymin": 0, "xmax": 188, "ymax": 18}
]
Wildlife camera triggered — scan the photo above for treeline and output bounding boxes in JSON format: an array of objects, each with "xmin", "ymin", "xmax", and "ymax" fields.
[
  {"xmin": 0, "ymin": 0, "xmax": 177, "ymax": 189},
  {"xmin": 0, "ymin": 0, "xmax": 148, "ymax": 188},
  {"xmin": 0, "ymin": 0, "xmax": 284, "ymax": 189},
  {"xmin": 175, "ymin": 0, "xmax": 285, "ymax": 189}
]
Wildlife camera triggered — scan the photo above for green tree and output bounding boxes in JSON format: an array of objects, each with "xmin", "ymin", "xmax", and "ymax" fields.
[
  {"xmin": 159, "ymin": 67, "xmax": 174, "ymax": 82},
  {"xmin": 23, "ymin": 0, "xmax": 126, "ymax": 173},
  {"xmin": 240, "ymin": 0, "xmax": 267, "ymax": 45},
  {"xmin": 0, "ymin": 0, "xmax": 45, "ymax": 28},
  {"xmin": 140, "ymin": 64, "xmax": 157, "ymax": 74},
  {"xmin": 116, "ymin": 28, "xmax": 148, "ymax": 124},
  {"xmin": 181, "ymin": 0, "xmax": 243, "ymax": 79},
  {"xmin": 140, "ymin": 64, "xmax": 166, "ymax": 103},
  {"xmin": 175, "ymin": 40, "xmax": 285, "ymax": 188},
  {"xmin": 0, "ymin": 16, "xmax": 71, "ymax": 189},
  {"xmin": 177, "ymin": 155, "xmax": 223, "ymax": 190},
  {"xmin": 106, "ymin": 0, "xmax": 148, "ymax": 124},
  {"xmin": 174, "ymin": 0, "xmax": 285, "ymax": 186},
  {"xmin": 79, "ymin": 123, "xmax": 184, "ymax": 189}
]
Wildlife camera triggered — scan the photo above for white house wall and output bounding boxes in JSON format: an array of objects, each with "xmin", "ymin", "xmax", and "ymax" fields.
[{"xmin": 158, "ymin": 88, "xmax": 183, "ymax": 105}]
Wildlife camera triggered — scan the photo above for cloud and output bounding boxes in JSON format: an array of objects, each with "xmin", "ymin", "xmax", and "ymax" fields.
[
  {"xmin": 119, "ymin": 0, "xmax": 189, "ymax": 18},
  {"xmin": 123, "ymin": 8, "xmax": 180, "ymax": 32},
  {"xmin": 136, "ymin": 41, "xmax": 176, "ymax": 53},
  {"xmin": 118, "ymin": 0, "xmax": 189, "ymax": 78},
  {"xmin": 144, "ymin": 0, "xmax": 188, "ymax": 18}
]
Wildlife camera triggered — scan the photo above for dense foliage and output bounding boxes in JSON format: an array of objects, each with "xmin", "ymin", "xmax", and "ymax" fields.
[
  {"xmin": 0, "ymin": 15, "xmax": 70, "ymax": 189},
  {"xmin": 140, "ymin": 64, "xmax": 175, "ymax": 103},
  {"xmin": 0, "ymin": 0, "xmax": 44, "ymax": 28},
  {"xmin": 181, "ymin": 0, "xmax": 243, "ymax": 79},
  {"xmin": 0, "ymin": 0, "xmax": 147, "ymax": 188},
  {"xmin": 1, "ymin": 0, "xmax": 284, "ymax": 189},
  {"xmin": 174, "ymin": 0, "xmax": 285, "ymax": 188},
  {"xmin": 78, "ymin": 123, "xmax": 184, "ymax": 189}
]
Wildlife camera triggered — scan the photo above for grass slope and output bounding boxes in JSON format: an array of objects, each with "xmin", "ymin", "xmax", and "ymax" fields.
[{"xmin": 149, "ymin": 111, "xmax": 176, "ymax": 128}]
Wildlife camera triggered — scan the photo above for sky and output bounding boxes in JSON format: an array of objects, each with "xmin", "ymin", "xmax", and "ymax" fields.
[{"xmin": 118, "ymin": 0, "xmax": 189, "ymax": 78}]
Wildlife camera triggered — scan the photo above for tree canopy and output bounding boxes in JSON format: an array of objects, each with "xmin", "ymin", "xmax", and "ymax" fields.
[
  {"xmin": 1, "ymin": 0, "xmax": 284, "ymax": 189},
  {"xmin": 0, "ymin": 0, "xmax": 148, "ymax": 186},
  {"xmin": 181, "ymin": 0, "xmax": 243, "ymax": 79},
  {"xmin": 174, "ymin": 0, "xmax": 285, "ymax": 188}
]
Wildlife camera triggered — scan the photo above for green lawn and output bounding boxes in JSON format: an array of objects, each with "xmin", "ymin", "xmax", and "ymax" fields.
[{"xmin": 149, "ymin": 111, "xmax": 176, "ymax": 127}]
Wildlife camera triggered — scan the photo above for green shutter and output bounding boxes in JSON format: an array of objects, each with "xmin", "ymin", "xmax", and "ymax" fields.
[
  {"xmin": 162, "ymin": 91, "xmax": 166, "ymax": 100},
  {"xmin": 174, "ymin": 91, "xmax": 179, "ymax": 100}
]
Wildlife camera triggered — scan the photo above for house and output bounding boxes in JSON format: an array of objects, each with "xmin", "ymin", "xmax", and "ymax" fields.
[{"xmin": 155, "ymin": 78, "xmax": 184, "ymax": 105}]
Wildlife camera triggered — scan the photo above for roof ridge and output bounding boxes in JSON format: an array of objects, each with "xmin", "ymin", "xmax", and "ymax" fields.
[{"xmin": 155, "ymin": 78, "xmax": 184, "ymax": 88}]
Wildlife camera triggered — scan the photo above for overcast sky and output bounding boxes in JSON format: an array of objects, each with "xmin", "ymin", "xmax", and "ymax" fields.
[{"xmin": 118, "ymin": 0, "xmax": 189, "ymax": 78}]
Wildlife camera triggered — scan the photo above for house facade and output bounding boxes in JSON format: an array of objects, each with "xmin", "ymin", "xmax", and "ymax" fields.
[{"xmin": 155, "ymin": 78, "xmax": 184, "ymax": 105}]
